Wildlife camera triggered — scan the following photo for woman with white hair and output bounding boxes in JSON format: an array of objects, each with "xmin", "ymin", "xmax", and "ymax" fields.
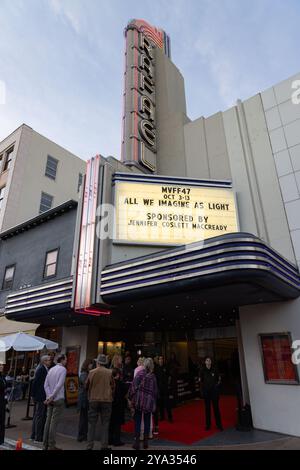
[{"xmin": 129, "ymin": 357, "xmax": 158, "ymax": 450}]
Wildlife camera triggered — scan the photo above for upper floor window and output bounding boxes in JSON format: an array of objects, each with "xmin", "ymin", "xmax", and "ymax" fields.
[
  {"xmin": 77, "ymin": 173, "xmax": 83, "ymax": 192},
  {"xmin": 2, "ymin": 265, "xmax": 15, "ymax": 290},
  {"xmin": 44, "ymin": 249, "xmax": 59, "ymax": 278},
  {"xmin": 0, "ymin": 186, "xmax": 5, "ymax": 210},
  {"xmin": 39, "ymin": 192, "xmax": 53, "ymax": 213},
  {"xmin": 45, "ymin": 155, "xmax": 58, "ymax": 180},
  {"xmin": 3, "ymin": 146, "xmax": 14, "ymax": 172}
]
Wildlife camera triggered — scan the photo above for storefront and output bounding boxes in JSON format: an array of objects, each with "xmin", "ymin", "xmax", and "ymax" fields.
[{"xmin": 2, "ymin": 19, "xmax": 300, "ymax": 437}]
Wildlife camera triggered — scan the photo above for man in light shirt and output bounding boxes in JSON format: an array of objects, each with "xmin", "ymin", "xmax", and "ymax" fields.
[{"xmin": 43, "ymin": 354, "xmax": 67, "ymax": 450}]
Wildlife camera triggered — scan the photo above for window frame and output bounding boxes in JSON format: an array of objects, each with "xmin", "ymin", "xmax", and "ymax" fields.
[
  {"xmin": 77, "ymin": 172, "xmax": 83, "ymax": 193},
  {"xmin": 43, "ymin": 248, "xmax": 59, "ymax": 279},
  {"xmin": 45, "ymin": 155, "xmax": 59, "ymax": 181},
  {"xmin": 39, "ymin": 191, "xmax": 54, "ymax": 214},
  {"xmin": 3, "ymin": 146, "xmax": 14, "ymax": 172},
  {"xmin": 2, "ymin": 264, "xmax": 16, "ymax": 290},
  {"xmin": 0, "ymin": 186, "xmax": 5, "ymax": 210}
]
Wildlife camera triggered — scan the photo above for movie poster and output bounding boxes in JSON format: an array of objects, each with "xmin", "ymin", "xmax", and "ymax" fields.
[{"xmin": 260, "ymin": 333, "xmax": 299, "ymax": 384}]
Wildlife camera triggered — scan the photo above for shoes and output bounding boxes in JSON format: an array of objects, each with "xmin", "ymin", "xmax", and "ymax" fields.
[
  {"xmin": 153, "ymin": 428, "xmax": 159, "ymax": 435},
  {"xmin": 217, "ymin": 425, "xmax": 224, "ymax": 431},
  {"xmin": 143, "ymin": 436, "xmax": 149, "ymax": 450},
  {"xmin": 205, "ymin": 426, "xmax": 211, "ymax": 431}
]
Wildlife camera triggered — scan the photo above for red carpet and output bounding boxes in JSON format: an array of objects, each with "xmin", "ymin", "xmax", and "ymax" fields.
[{"xmin": 122, "ymin": 396, "xmax": 237, "ymax": 445}]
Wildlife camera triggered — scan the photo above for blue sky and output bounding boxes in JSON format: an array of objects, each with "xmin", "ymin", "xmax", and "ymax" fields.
[{"xmin": 0, "ymin": 0, "xmax": 299, "ymax": 161}]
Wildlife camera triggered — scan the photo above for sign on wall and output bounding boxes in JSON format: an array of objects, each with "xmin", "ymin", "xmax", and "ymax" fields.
[
  {"xmin": 114, "ymin": 179, "xmax": 238, "ymax": 245},
  {"xmin": 121, "ymin": 19, "xmax": 171, "ymax": 173},
  {"xmin": 260, "ymin": 333, "xmax": 299, "ymax": 384}
]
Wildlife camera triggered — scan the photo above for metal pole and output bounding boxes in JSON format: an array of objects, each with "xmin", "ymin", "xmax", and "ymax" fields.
[{"xmin": 6, "ymin": 349, "xmax": 16, "ymax": 429}]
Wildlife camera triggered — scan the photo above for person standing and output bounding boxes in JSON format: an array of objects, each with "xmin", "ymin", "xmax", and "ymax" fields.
[
  {"xmin": 20, "ymin": 366, "xmax": 29, "ymax": 400},
  {"xmin": 154, "ymin": 356, "xmax": 173, "ymax": 434},
  {"xmin": 199, "ymin": 356, "xmax": 223, "ymax": 431},
  {"xmin": 86, "ymin": 354, "xmax": 114, "ymax": 450},
  {"xmin": 134, "ymin": 357, "xmax": 145, "ymax": 377},
  {"xmin": 31, "ymin": 355, "xmax": 50, "ymax": 443},
  {"xmin": 123, "ymin": 356, "xmax": 134, "ymax": 387},
  {"xmin": 0, "ymin": 364, "xmax": 7, "ymax": 445},
  {"xmin": 167, "ymin": 353, "xmax": 180, "ymax": 406},
  {"xmin": 109, "ymin": 368, "xmax": 126, "ymax": 446},
  {"xmin": 129, "ymin": 358, "xmax": 158, "ymax": 450},
  {"xmin": 77, "ymin": 359, "xmax": 93, "ymax": 442},
  {"xmin": 43, "ymin": 354, "xmax": 67, "ymax": 450}
]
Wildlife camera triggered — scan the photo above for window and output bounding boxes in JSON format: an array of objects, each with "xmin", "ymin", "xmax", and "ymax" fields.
[
  {"xmin": 2, "ymin": 265, "xmax": 15, "ymax": 290},
  {"xmin": 0, "ymin": 186, "xmax": 5, "ymax": 210},
  {"xmin": 39, "ymin": 192, "xmax": 53, "ymax": 213},
  {"xmin": 45, "ymin": 155, "xmax": 58, "ymax": 180},
  {"xmin": 44, "ymin": 249, "xmax": 59, "ymax": 278},
  {"xmin": 0, "ymin": 154, "xmax": 3, "ymax": 171},
  {"xmin": 3, "ymin": 146, "xmax": 14, "ymax": 172},
  {"xmin": 77, "ymin": 173, "xmax": 83, "ymax": 192}
]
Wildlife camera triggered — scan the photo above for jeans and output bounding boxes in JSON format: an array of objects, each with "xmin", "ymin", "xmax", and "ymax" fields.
[
  {"xmin": 43, "ymin": 399, "xmax": 65, "ymax": 449},
  {"xmin": 134, "ymin": 410, "xmax": 151, "ymax": 437},
  {"xmin": 87, "ymin": 401, "xmax": 112, "ymax": 450},
  {"xmin": 31, "ymin": 401, "xmax": 47, "ymax": 441}
]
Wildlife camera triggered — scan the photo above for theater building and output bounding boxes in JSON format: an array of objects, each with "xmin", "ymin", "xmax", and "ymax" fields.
[{"xmin": 1, "ymin": 19, "xmax": 300, "ymax": 437}]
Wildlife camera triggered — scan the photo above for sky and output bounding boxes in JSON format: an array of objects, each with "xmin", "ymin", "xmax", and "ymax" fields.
[{"xmin": 0, "ymin": 0, "xmax": 299, "ymax": 161}]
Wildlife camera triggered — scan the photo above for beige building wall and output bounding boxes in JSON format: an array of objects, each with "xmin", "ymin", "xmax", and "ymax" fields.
[
  {"xmin": 261, "ymin": 72, "xmax": 300, "ymax": 268},
  {"xmin": 182, "ymin": 90, "xmax": 295, "ymax": 263},
  {"xmin": 0, "ymin": 124, "xmax": 86, "ymax": 231}
]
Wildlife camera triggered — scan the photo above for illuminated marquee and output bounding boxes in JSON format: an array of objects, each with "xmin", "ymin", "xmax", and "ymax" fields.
[
  {"xmin": 73, "ymin": 155, "xmax": 110, "ymax": 316},
  {"xmin": 114, "ymin": 174, "xmax": 239, "ymax": 245},
  {"xmin": 121, "ymin": 19, "xmax": 171, "ymax": 173}
]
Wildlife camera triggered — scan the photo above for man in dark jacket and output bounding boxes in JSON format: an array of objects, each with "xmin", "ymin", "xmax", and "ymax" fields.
[
  {"xmin": 154, "ymin": 356, "xmax": 173, "ymax": 433},
  {"xmin": 31, "ymin": 355, "xmax": 50, "ymax": 442},
  {"xmin": 199, "ymin": 356, "xmax": 223, "ymax": 431}
]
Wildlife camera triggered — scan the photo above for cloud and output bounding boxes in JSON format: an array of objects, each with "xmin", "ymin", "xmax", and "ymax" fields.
[{"xmin": 49, "ymin": 0, "xmax": 81, "ymax": 33}]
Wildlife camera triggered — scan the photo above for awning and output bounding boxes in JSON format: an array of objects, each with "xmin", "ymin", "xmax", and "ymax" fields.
[{"xmin": 0, "ymin": 315, "xmax": 39, "ymax": 337}]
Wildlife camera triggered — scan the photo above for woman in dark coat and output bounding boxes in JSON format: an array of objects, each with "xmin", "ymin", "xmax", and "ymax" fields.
[
  {"xmin": 0, "ymin": 363, "xmax": 7, "ymax": 445},
  {"xmin": 199, "ymin": 356, "xmax": 223, "ymax": 431},
  {"xmin": 109, "ymin": 368, "xmax": 127, "ymax": 446},
  {"xmin": 77, "ymin": 359, "xmax": 93, "ymax": 442}
]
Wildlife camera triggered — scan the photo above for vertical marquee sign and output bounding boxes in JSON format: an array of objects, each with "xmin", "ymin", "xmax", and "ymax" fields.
[
  {"xmin": 73, "ymin": 155, "xmax": 110, "ymax": 316},
  {"xmin": 121, "ymin": 19, "xmax": 171, "ymax": 173}
]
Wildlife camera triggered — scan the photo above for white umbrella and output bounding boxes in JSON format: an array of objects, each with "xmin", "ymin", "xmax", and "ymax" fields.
[
  {"xmin": 0, "ymin": 332, "xmax": 58, "ymax": 352},
  {"xmin": 0, "ymin": 332, "xmax": 59, "ymax": 428}
]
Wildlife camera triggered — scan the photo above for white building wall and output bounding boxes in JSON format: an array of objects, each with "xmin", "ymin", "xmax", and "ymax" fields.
[
  {"xmin": 0, "ymin": 124, "xmax": 86, "ymax": 231},
  {"xmin": 0, "ymin": 126, "xmax": 23, "ymax": 230},
  {"xmin": 239, "ymin": 300, "xmax": 300, "ymax": 437},
  {"xmin": 261, "ymin": 72, "xmax": 300, "ymax": 268}
]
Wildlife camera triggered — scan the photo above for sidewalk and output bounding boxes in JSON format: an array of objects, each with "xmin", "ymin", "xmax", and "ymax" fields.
[{"xmin": 3, "ymin": 400, "xmax": 300, "ymax": 450}]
